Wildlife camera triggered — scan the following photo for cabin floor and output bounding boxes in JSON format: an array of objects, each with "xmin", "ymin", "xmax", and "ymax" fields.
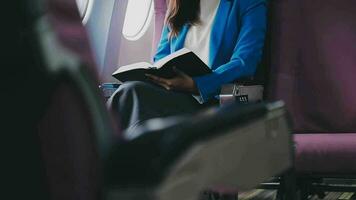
[{"xmin": 238, "ymin": 190, "xmax": 355, "ymax": 200}]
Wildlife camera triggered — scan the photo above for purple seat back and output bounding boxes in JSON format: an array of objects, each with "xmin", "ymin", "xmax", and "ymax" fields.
[
  {"xmin": 34, "ymin": 0, "xmax": 122, "ymax": 199},
  {"xmin": 267, "ymin": 0, "xmax": 356, "ymax": 133},
  {"xmin": 47, "ymin": 0, "xmax": 97, "ymax": 75},
  {"xmin": 38, "ymin": 83, "xmax": 101, "ymax": 200}
]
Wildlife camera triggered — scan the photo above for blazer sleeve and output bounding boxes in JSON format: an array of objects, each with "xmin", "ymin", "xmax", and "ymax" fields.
[
  {"xmin": 153, "ymin": 25, "xmax": 171, "ymax": 62},
  {"xmin": 193, "ymin": 0, "xmax": 267, "ymax": 103}
]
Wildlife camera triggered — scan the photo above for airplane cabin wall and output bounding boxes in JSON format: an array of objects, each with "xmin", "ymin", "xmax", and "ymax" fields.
[
  {"xmin": 82, "ymin": 0, "xmax": 156, "ymax": 82},
  {"xmin": 115, "ymin": 0, "xmax": 155, "ymax": 82},
  {"xmin": 83, "ymin": 0, "xmax": 116, "ymax": 79}
]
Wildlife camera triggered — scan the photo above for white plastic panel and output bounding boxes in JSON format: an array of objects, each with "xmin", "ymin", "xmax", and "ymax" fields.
[
  {"xmin": 76, "ymin": 0, "xmax": 89, "ymax": 17},
  {"xmin": 81, "ymin": 0, "xmax": 155, "ymax": 82},
  {"xmin": 75, "ymin": 0, "xmax": 94, "ymax": 23}
]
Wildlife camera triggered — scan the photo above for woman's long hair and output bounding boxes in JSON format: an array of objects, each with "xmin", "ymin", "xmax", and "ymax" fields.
[{"xmin": 166, "ymin": 0, "xmax": 201, "ymax": 38}]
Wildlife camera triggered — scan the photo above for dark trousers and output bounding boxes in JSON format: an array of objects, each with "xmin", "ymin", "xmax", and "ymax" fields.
[{"xmin": 107, "ymin": 81, "xmax": 217, "ymax": 135}]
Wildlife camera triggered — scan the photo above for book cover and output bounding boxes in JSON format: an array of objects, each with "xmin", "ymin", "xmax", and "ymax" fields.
[{"xmin": 112, "ymin": 48, "xmax": 211, "ymax": 83}]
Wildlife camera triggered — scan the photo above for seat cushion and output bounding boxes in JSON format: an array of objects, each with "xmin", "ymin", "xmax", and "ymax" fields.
[{"xmin": 294, "ymin": 134, "xmax": 356, "ymax": 174}]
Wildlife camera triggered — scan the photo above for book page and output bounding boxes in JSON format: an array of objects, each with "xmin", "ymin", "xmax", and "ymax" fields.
[
  {"xmin": 112, "ymin": 62, "xmax": 153, "ymax": 75},
  {"xmin": 153, "ymin": 48, "xmax": 192, "ymax": 68}
]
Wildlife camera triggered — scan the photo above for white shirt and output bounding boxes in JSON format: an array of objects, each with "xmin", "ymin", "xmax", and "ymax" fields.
[
  {"xmin": 184, "ymin": 0, "xmax": 220, "ymax": 66},
  {"xmin": 184, "ymin": 0, "xmax": 220, "ymax": 103}
]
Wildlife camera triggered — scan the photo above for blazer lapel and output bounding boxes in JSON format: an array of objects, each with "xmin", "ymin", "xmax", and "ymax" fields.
[{"xmin": 209, "ymin": 0, "xmax": 232, "ymax": 67}]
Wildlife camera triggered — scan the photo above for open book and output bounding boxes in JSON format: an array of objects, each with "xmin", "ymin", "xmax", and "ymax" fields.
[{"xmin": 112, "ymin": 48, "xmax": 212, "ymax": 83}]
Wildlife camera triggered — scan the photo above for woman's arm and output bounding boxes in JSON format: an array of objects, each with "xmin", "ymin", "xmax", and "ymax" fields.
[
  {"xmin": 153, "ymin": 26, "xmax": 171, "ymax": 62},
  {"xmin": 151, "ymin": 26, "xmax": 199, "ymax": 94},
  {"xmin": 193, "ymin": 1, "xmax": 267, "ymax": 103}
]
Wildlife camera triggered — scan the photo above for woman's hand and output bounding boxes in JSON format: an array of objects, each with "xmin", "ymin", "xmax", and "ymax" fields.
[{"xmin": 145, "ymin": 67, "xmax": 199, "ymax": 94}]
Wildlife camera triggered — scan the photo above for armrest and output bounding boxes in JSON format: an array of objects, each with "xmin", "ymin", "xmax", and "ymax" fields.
[
  {"xmin": 104, "ymin": 101, "xmax": 293, "ymax": 200},
  {"xmin": 99, "ymin": 82, "xmax": 120, "ymax": 99},
  {"xmin": 220, "ymin": 83, "xmax": 264, "ymax": 105}
]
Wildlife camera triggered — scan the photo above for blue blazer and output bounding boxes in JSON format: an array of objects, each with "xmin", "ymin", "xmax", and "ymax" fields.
[{"xmin": 154, "ymin": 0, "xmax": 267, "ymax": 102}]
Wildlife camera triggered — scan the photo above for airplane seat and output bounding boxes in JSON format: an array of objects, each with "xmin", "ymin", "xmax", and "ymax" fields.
[
  {"xmin": 267, "ymin": 0, "xmax": 356, "ymax": 198},
  {"xmin": 37, "ymin": 74, "xmax": 114, "ymax": 200},
  {"xmin": 220, "ymin": 0, "xmax": 272, "ymax": 106},
  {"xmin": 3, "ymin": 0, "xmax": 115, "ymax": 199},
  {"xmin": 28, "ymin": 2, "xmax": 119, "ymax": 200}
]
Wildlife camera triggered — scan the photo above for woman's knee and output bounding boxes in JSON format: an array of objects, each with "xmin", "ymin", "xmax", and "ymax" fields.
[
  {"xmin": 108, "ymin": 81, "xmax": 153, "ymax": 105},
  {"xmin": 118, "ymin": 81, "xmax": 151, "ymax": 93}
]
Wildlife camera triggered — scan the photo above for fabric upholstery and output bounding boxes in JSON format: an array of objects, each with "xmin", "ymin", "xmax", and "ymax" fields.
[
  {"xmin": 267, "ymin": 0, "xmax": 356, "ymax": 176},
  {"xmin": 47, "ymin": 0, "xmax": 97, "ymax": 74},
  {"xmin": 38, "ymin": 83, "xmax": 101, "ymax": 200},
  {"xmin": 294, "ymin": 134, "xmax": 356, "ymax": 174},
  {"xmin": 35, "ymin": 0, "xmax": 121, "ymax": 199},
  {"xmin": 268, "ymin": 0, "xmax": 356, "ymax": 132}
]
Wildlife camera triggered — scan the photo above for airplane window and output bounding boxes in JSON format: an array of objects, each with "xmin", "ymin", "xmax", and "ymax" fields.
[
  {"xmin": 123, "ymin": 0, "xmax": 154, "ymax": 41},
  {"xmin": 75, "ymin": 0, "xmax": 93, "ymax": 23}
]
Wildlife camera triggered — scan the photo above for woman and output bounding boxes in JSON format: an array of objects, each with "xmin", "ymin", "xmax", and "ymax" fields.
[{"xmin": 108, "ymin": 0, "xmax": 267, "ymax": 136}]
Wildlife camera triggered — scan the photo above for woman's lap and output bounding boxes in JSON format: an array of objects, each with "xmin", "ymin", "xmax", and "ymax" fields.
[{"xmin": 107, "ymin": 81, "xmax": 207, "ymax": 131}]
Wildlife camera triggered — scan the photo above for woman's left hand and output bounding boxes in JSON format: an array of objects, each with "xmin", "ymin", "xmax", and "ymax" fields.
[{"xmin": 145, "ymin": 67, "xmax": 199, "ymax": 94}]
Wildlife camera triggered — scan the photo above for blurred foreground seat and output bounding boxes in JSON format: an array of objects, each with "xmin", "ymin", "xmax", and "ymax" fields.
[{"xmin": 105, "ymin": 101, "xmax": 293, "ymax": 200}]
